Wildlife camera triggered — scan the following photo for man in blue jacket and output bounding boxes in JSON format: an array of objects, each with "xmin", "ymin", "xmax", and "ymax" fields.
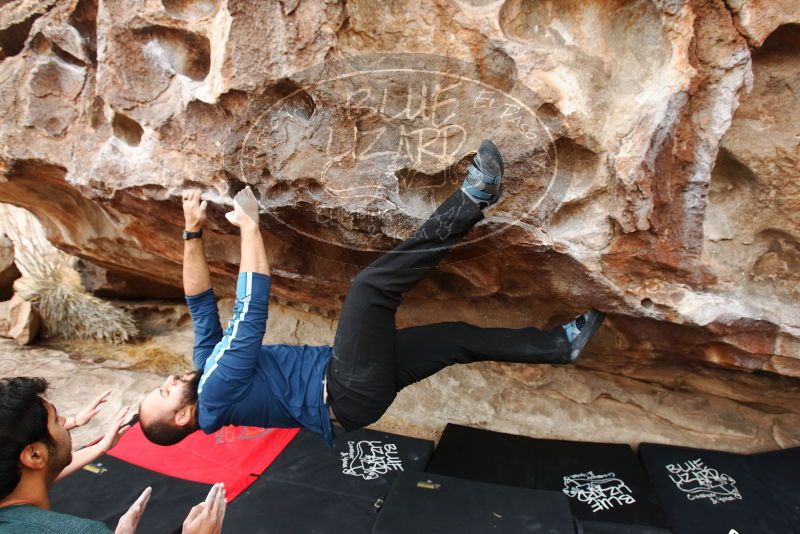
[{"xmin": 138, "ymin": 141, "xmax": 604, "ymax": 447}]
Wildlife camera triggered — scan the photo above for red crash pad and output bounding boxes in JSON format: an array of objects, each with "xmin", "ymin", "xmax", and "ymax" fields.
[{"xmin": 108, "ymin": 424, "xmax": 299, "ymax": 500}]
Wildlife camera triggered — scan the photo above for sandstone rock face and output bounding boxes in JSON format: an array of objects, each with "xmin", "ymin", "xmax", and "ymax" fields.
[
  {"xmin": 0, "ymin": 234, "xmax": 21, "ymax": 300},
  {"xmin": 0, "ymin": 339, "xmax": 163, "ymax": 448},
  {"xmin": 0, "ymin": 293, "xmax": 41, "ymax": 344},
  {"xmin": 74, "ymin": 257, "xmax": 183, "ymax": 299},
  {"xmin": 725, "ymin": 0, "xmax": 800, "ymax": 46},
  {"xmin": 0, "ymin": 0, "xmax": 798, "ymax": 388},
  {"xmin": 702, "ymin": 24, "xmax": 800, "ymax": 376}
]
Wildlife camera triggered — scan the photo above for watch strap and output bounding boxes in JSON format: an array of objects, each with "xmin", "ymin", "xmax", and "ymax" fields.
[{"xmin": 183, "ymin": 229, "xmax": 203, "ymax": 240}]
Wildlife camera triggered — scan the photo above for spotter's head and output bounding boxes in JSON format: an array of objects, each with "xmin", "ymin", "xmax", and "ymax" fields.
[
  {"xmin": 138, "ymin": 371, "xmax": 200, "ymax": 446},
  {"xmin": 0, "ymin": 377, "xmax": 73, "ymax": 499}
]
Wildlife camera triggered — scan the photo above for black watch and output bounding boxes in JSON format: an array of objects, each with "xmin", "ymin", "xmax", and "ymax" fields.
[{"xmin": 182, "ymin": 229, "xmax": 203, "ymax": 240}]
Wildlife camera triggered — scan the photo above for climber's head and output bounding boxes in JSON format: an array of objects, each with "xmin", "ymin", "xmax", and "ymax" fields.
[{"xmin": 138, "ymin": 371, "xmax": 200, "ymax": 446}]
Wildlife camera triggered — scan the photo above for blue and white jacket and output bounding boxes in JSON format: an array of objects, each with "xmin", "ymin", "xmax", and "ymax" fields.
[{"xmin": 187, "ymin": 272, "xmax": 334, "ymax": 446}]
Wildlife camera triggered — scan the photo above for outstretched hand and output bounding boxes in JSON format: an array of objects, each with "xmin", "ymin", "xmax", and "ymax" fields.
[
  {"xmin": 115, "ymin": 486, "xmax": 151, "ymax": 534},
  {"xmin": 68, "ymin": 389, "xmax": 111, "ymax": 429},
  {"xmin": 182, "ymin": 482, "xmax": 227, "ymax": 534},
  {"xmin": 183, "ymin": 189, "xmax": 208, "ymax": 232},
  {"xmin": 98, "ymin": 405, "xmax": 132, "ymax": 452},
  {"xmin": 225, "ymin": 186, "xmax": 259, "ymax": 230}
]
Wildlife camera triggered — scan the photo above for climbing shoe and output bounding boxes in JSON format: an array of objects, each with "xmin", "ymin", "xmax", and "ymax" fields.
[
  {"xmin": 461, "ymin": 139, "xmax": 504, "ymax": 209},
  {"xmin": 562, "ymin": 309, "xmax": 605, "ymax": 363}
]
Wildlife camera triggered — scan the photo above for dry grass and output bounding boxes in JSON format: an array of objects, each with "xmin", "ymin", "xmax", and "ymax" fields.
[
  {"xmin": 22, "ymin": 276, "xmax": 139, "ymax": 343},
  {"xmin": 59, "ymin": 338, "xmax": 189, "ymax": 375},
  {"xmin": 0, "ymin": 204, "xmax": 138, "ymax": 344}
]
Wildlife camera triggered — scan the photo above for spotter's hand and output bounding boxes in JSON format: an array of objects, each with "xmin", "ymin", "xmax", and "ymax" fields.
[
  {"xmin": 68, "ymin": 388, "xmax": 111, "ymax": 429},
  {"xmin": 182, "ymin": 482, "xmax": 227, "ymax": 534},
  {"xmin": 115, "ymin": 486, "xmax": 151, "ymax": 534},
  {"xmin": 98, "ymin": 405, "xmax": 133, "ymax": 452}
]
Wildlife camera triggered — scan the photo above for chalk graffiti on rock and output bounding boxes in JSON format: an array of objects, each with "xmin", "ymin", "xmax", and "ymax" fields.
[{"xmin": 224, "ymin": 54, "xmax": 564, "ymax": 254}]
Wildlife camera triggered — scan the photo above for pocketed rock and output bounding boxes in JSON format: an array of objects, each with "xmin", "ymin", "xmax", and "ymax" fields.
[{"xmin": 0, "ymin": 1, "xmax": 797, "ymax": 384}]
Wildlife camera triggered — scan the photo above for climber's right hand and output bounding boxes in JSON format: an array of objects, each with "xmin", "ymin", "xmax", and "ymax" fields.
[{"xmin": 224, "ymin": 186, "xmax": 259, "ymax": 230}]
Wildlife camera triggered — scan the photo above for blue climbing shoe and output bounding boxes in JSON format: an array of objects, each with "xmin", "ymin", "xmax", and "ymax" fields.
[
  {"xmin": 562, "ymin": 309, "xmax": 605, "ymax": 363},
  {"xmin": 461, "ymin": 139, "xmax": 504, "ymax": 208}
]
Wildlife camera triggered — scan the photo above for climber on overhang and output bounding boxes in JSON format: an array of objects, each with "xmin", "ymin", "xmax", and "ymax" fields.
[{"xmin": 136, "ymin": 140, "xmax": 605, "ymax": 447}]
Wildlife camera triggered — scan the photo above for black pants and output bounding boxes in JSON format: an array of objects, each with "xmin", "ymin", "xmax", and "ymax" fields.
[{"xmin": 326, "ymin": 189, "xmax": 570, "ymax": 431}]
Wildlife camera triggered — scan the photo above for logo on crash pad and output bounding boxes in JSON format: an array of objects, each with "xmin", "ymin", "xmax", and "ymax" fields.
[
  {"xmin": 562, "ymin": 471, "xmax": 636, "ymax": 512},
  {"xmin": 665, "ymin": 458, "xmax": 742, "ymax": 504},
  {"xmin": 214, "ymin": 426, "xmax": 273, "ymax": 443},
  {"xmin": 82, "ymin": 462, "xmax": 108, "ymax": 475},
  {"xmin": 340, "ymin": 440, "xmax": 403, "ymax": 480}
]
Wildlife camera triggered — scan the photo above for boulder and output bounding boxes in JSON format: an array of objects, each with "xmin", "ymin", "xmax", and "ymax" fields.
[
  {"xmin": 0, "ymin": 293, "xmax": 41, "ymax": 345},
  {"xmin": 0, "ymin": 0, "xmax": 797, "ymax": 381},
  {"xmin": 0, "ymin": 234, "xmax": 21, "ymax": 300}
]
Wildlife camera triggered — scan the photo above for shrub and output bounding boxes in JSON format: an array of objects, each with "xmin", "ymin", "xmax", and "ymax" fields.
[{"xmin": 0, "ymin": 204, "xmax": 138, "ymax": 344}]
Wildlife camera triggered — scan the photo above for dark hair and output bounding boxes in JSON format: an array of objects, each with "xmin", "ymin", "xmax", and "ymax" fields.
[
  {"xmin": 0, "ymin": 377, "xmax": 54, "ymax": 500},
  {"xmin": 140, "ymin": 418, "xmax": 195, "ymax": 446},
  {"xmin": 141, "ymin": 371, "xmax": 199, "ymax": 446}
]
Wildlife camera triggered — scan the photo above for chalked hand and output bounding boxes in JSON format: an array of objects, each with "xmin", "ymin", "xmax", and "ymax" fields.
[{"xmin": 225, "ymin": 186, "xmax": 259, "ymax": 230}]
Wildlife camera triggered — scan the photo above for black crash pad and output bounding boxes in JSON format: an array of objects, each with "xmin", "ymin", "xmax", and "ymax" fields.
[
  {"xmin": 748, "ymin": 446, "xmax": 800, "ymax": 526},
  {"xmin": 223, "ymin": 427, "xmax": 434, "ymax": 533},
  {"xmin": 51, "ymin": 455, "xmax": 212, "ymax": 534},
  {"xmin": 638, "ymin": 442, "xmax": 797, "ymax": 534},
  {"xmin": 426, "ymin": 424, "xmax": 669, "ymax": 532},
  {"xmin": 372, "ymin": 471, "xmax": 577, "ymax": 534}
]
